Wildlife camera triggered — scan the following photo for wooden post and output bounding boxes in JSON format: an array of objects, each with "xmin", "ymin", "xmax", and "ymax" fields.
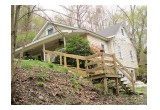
[
  {"xmin": 131, "ymin": 73, "xmax": 135, "ymax": 93},
  {"xmin": 115, "ymin": 77, "xmax": 119, "ymax": 95},
  {"xmin": 132, "ymin": 81, "xmax": 135, "ymax": 93},
  {"xmin": 60, "ymin": 55, "xmax": 62, "ymax": 65},
  {"xmin": 104, "ymin": 77, "xmax": 108, "ymax": 95},
  {"xmin": 112, "ymin": 54, "xmax": 117, "ymax": 74},
  {"xmin": 47, "ymin": 52, "xmax": 50, "ymax": 62},
  {"xmin": 101, "ymin": 52, "xmax": 108, "ymax": 95},
  {"xmin": 43, "ymin": 44, "xmax": 46, "ymax": 61},
  {"xmin": 64, "ymin": 54, "xmax": 67, "ymax": 67},
  {"xmin": 63, "ymin": 37, "xmax": 66, "ymax": 48},
  {"xmin": 85, "ymin": 60, "xmax": 89, "ymax": 77},
  {"xmin": 76, "ymin": 58, "xmax": 80, "ymax": 74},
  {"xmin": 76, "ymin": 58, "xmax": 79, "ymax": 69},
  {"xmin": 101, "ymin": 52, "xmax": 105, "ymax": 73},
  {"xmin": 113, "ymin": 54, "xmax": 119, "ymax": 95}
]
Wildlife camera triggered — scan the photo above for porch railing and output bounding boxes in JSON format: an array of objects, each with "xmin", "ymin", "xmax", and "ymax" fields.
[{"xmin": 43, "ymin": 49, "xmax": 135, "ymax": 92}]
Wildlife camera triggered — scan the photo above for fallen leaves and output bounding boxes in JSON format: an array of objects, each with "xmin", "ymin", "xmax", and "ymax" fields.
[{"xmin": 12, "ymin": 67, "xmax": 147, "ymax": 105}]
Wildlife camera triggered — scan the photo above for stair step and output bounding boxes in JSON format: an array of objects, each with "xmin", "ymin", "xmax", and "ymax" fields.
[
  {"xmin": 118, "ymin": 74, "xmax": 123, "ymax": 78},
  {"xmin": 120, "ymin": 80, "xmax": 127, "ymax": 82},
  {"xmin": 120, "ymin": 77, "xmax": 127, "ymax": 80}
]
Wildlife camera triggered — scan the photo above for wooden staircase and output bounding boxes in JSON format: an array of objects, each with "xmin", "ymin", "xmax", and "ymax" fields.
[
  {"xmin": 43, "ymin": 50, "xmax": 135, "ymax": 95},
  {"xmin": 85, "ymin": 52, "xmax": 135, "ymax": 95},
  {"xmin": 118, "ymin": 78, "xmax": 134, "ymax": 94}
]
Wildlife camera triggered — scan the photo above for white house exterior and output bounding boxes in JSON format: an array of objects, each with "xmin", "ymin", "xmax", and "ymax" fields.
[
  {"xmin": 15, "ymin": 21, "xmax": 138, "ymax": 83},
  {"xmin": 95, "ymin": 22, "xmax": 138, "ymax": 83}
]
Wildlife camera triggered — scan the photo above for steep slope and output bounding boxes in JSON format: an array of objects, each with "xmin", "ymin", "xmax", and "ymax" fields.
[{"xmin": 11, "ymin": 60, "xmax": 146, "ymax": 105}]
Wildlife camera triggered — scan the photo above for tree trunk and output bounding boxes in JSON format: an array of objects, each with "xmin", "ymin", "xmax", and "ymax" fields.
[
  {"xmin": 11, "ymin": 5, "xmax": 15, "ymax": 78},
  {"xmin": 11, "ymin": 5, "xmax": 21, "ymax": 77},
  {"xmin": 11, "ymin": 5, "xmax": 21, "ymax": 104}
]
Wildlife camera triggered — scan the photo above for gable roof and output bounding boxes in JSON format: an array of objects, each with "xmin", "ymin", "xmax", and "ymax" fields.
[
  {"xmin": 32, "ymin": 21, "xmax": 78, "ymax": 42},
  {"xmin": 96, "ymin": 22, "xmax": 125, "ymax": 37}
]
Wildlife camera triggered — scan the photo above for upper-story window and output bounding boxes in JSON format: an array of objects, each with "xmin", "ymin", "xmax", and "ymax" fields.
[
  {"xmin": 121, "ymin": 29, "xmax": 124, "ymax": 36},
  {"xmin": 101, "ymin": 43, "xmax": 104, "ymax": 50},
  {"xmin": 118, "ymin": 46, "xmax": 122, "ymax": 59},
  {"xmin": 47, "ymin": 27, "xmax": 54, "ymax": 35},
  {"xmin": 130, "ymin": 50, "xmax": 134, "ymax": 61},
  {"xmin": 101, "ymin": 43, "xmax": 105, "ymax": 53}
]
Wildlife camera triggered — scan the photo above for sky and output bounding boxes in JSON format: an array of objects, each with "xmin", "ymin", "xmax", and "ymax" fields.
[
  {"xmin": 39, "ymin": 5, "xmax": 65, "ymax": 17},
  {"xmin": 36, "ymin": 5, "xmax": 132, "ymax": 21}
]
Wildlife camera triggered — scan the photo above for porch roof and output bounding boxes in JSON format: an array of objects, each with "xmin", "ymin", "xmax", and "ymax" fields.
[
  {"xmin": 15, "ymin": 29, "xmax": 111, "ymax": 55},
  {"xmin": 15, "ymin": 30, "xmax": 70, "ymax": 54}
]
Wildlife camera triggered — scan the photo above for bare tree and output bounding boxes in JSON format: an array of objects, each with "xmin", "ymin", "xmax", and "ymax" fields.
[
  {"xmin": 59, "ymin": 5, "xmax": 90, "ymax": 28},
  {"xmin": 11, "ymin": 5, "xmax": 21, "ymax": 77},
  {"xmin": 11, "ymin": 5, "xmax": 21, "ymax": 104}
]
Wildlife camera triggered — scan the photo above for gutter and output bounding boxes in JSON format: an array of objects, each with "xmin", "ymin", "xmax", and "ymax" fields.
[
  {"xmin": 15, "ymin": 30, "xmax": 71, "ymax": 54},
  {"xmin": 72, "ymin": 29, "xmax": 112, "ymax": 41}
]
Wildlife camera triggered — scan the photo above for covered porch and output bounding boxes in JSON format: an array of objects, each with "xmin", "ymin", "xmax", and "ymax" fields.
[{"xmin": 15, "ymin": 30, "xmax": 88, "ymax": 61}]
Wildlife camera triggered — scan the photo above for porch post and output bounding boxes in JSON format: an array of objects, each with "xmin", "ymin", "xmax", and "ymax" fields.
[
  {"xmin": 43, "ymin": 43, "xmax": 46, "ymax": 61},
  {"xmin": 63, "ymin": 37, "xmax": 66, "ymax": 48}
]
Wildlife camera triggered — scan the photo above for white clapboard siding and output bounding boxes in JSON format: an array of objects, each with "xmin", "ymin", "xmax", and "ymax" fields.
[
  {"xmin": 113, "ymin": 26, "xmax": 138, "ymax": 69},
  {"xmin": 87, "ymin": 34, "xmax": 110, "ymax": 53}
]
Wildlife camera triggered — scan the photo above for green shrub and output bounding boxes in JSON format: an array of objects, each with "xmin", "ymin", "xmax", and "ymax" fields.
[
  {"xmin": 65, "ymin": 35, "xmax": 94, "ymax": 68},
  {"xmin": 66, "ymin": 35, "xmax": 94, "ymax": 56},
  {"xmin": 21, "ymin": 60, "xmax": 33, "ymax": 69},
  {"xmin": 36, "ymin": 81, "xmax": 45, "ymax": 87},
  {"xmin": 37, "ymin": 72, "xmax": 48, "ymax": 81},
  {"xmin": 70, "ymin": 77, "xmax": 80, "ymax": 90},
  {"xmin": 135, "ymin": 87, "xmax": 147, "ymax": 94},
  {"xmin": 54, "ymin": 35, "xmax": 94, "ymax": 68},
  {"xmin": 136, "ymin": 66, "xmax": 147, "ymax": 75}
]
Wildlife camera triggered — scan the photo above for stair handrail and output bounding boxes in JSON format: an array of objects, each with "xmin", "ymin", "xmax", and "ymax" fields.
[{"xmin": 113, "ymin": 55, "xmax": 135, "ymax": 92}]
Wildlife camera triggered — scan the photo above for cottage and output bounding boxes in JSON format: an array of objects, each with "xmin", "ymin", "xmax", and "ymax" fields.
[{"xmin": 15, "ymin": 21, "xmax": 138, "ymax": 88}]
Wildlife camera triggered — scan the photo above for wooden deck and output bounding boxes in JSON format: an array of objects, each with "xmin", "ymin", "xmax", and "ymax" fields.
[{"xmin": 43, "ymin": 49, "xmax": 135, "ymax": 95}]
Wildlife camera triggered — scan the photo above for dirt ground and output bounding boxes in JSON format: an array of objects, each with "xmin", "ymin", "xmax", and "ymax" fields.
[{"xmin": 11, "ymin": 67, "xmax": 147, "ymax": 105}]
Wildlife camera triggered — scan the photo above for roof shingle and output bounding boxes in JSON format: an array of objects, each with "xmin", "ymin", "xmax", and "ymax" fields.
[{"xmin": 96, "ymin": 22, "xmax": 124, "ymax": 37}]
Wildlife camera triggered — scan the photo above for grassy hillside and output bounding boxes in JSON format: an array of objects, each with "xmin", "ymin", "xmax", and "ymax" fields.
[
  {"xmin": 12, "ymin": 60, "xmax": 147, "ymax": 105},
  {"xmin": 20, "ymin": 60, "xmax": 68, "ymax": 72}
]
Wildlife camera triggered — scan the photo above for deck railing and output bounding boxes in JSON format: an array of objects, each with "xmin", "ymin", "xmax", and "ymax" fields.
[
  {"xmin": 43, "ymin": 50, "xmax": 87, "ymax": 77},
  {"xmin": 43, "ymin": 49, "xmax": 135, "ymax": 92}
]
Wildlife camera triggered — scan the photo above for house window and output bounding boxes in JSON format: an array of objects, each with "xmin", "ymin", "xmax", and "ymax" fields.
[
  {"xmin": 118, "ymin": 46, "xmax": 122, "ymax": 58},
  {"xmin": 121, "ymin": 29, "xmax": 124, "ymax": 36},
  {"xmin": 47, "ymin": 28, "xmax": 54, "ymax": 35},
  {"xmin": 130, "ymin": 50, "xmax": 133, "ymax": 61},
  {"xmin": 101, "ymin": 44, "xmax": 104, "ymax": 50}
]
